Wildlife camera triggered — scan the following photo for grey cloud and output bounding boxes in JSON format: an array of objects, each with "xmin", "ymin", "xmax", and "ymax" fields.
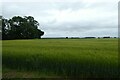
[
  {"xmin": 2, "ymin": 1, "xmax": 118, "ymax": 37},
  {"xmin": 42, "ymin": 21, "xmax": 117, "ymax": 35}
]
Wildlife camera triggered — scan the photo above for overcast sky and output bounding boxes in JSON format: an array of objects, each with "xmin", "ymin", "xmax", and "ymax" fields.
[{"xmin": 1, "ymin": 0, "xmax": 119, "ymax": 37}]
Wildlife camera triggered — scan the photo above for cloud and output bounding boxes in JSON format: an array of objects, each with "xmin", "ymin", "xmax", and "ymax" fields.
[{"xmin": 2, "ymin": 0, "xmax": 119, "ymax": 37}]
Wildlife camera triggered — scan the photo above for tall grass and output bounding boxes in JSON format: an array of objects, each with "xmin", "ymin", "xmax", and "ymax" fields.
[{"xmin": 2, "ymin": 39, "xmax": 118, "ymax": 78}]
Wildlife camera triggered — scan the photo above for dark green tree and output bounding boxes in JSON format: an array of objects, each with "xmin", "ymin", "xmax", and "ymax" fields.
[
  {"xmin": 2, "ymin": 18, "xmax": 10, "ymax": 39},
  {"xmin": 2, "ymin": 16, "xmax": 44, "ymax": 40},
  {"xmin": 0, "ymin": 16, "xmax": 2, "ymax": 39}
]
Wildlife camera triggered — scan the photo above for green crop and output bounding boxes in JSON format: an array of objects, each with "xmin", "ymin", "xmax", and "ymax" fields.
[{"xmin": 2, "ymin": 38, "xmax": 118, "ymax": 78}]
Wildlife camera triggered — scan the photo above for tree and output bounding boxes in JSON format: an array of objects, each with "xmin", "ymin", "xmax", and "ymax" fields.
[
  {"xmin": 0, "ymin": 16, "xmax": 2, "ymax": 39},
  {"xmin": 2, "ymin": 16, "xmax": 44, "ymax": 40},
  {"xmin": 2, "ymin": 18, "xmax": 10, "ymax": 39}
]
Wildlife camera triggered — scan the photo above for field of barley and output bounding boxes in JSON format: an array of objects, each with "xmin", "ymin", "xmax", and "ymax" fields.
[{"xmin": 2, "ymin": 38, "xmax": 118, "ymax": 78}]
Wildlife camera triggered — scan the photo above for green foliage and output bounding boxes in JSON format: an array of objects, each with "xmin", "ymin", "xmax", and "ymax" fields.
[
  {"xmin": 2, "ymin": 39, "xmax": 118, "ymax": 78},
  {"xmin": 2, "ymin": 16, "xmax": 44, "ymax": 40}
]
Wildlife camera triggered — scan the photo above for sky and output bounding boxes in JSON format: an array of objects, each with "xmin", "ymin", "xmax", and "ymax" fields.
[{"xmin": 1, "ymin": 0, "xmax": 119, "ymax": 38}]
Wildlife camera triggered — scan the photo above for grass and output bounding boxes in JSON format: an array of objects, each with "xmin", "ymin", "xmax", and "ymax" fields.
[{"xmin": 2, "ymin": 38, "xmax": 118, "ymax": 78}]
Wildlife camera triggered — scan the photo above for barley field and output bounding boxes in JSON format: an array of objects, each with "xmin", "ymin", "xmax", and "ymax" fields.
[{"xmin": 2, "ymin": 38, "xmax": 118, "ymax": 78}]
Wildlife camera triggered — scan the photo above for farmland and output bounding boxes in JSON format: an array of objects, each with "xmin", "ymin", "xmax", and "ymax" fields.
[{"xmin": 2, "ymin": 38, "xmax": 118, "ymax": 78}]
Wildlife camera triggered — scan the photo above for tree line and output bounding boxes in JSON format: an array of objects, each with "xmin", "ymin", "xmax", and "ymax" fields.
[{"xmin": 2, "ymin": 16, "xmax": 44, "ymax": 40}]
